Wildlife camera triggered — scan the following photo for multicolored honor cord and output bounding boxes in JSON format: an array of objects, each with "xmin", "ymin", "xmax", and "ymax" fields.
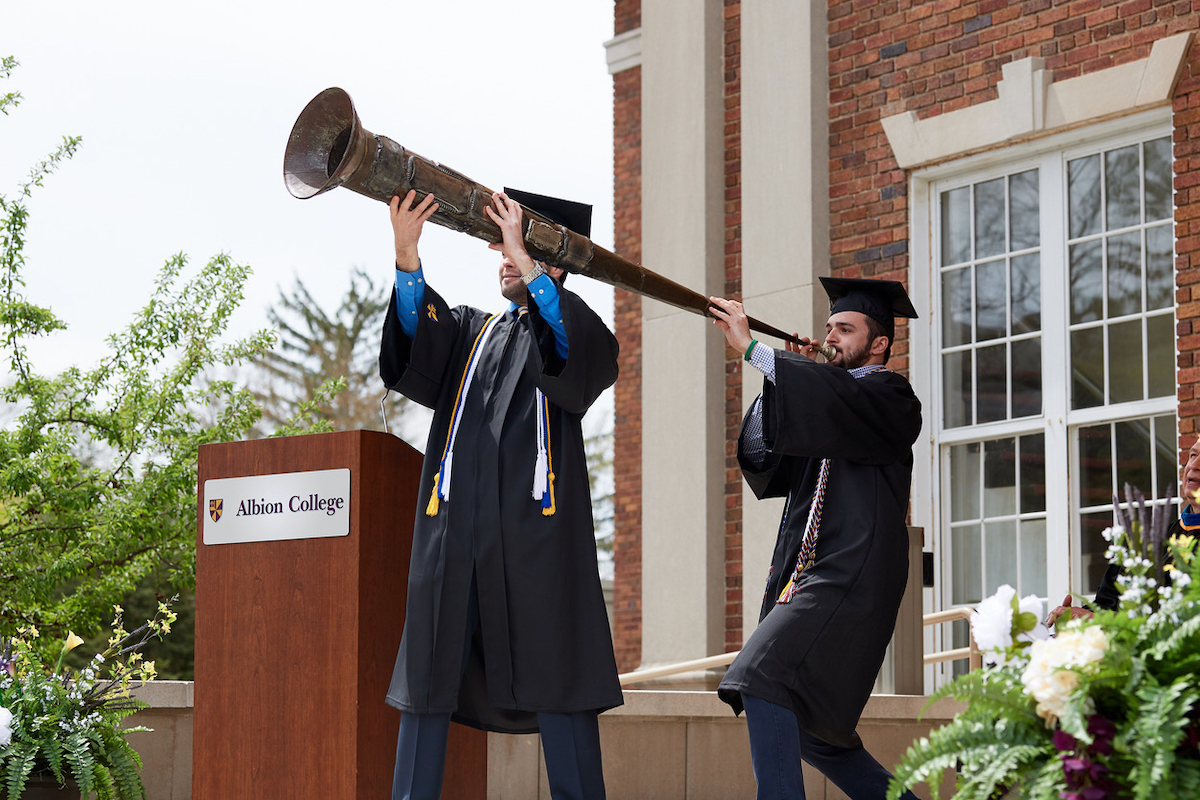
[
  {"xmin": 777, "ymin": 363, "xmax": 891, "ymax": 603},
  {"xmin": 426, "ymin": 310, "xmax": 559, "ymax": 518},
  {"xmin": 426, "ymin": 313, "xmax": 504, "ymax": 516}
]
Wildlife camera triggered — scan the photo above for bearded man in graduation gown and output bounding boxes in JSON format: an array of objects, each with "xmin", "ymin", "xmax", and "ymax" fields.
[
  {"xmin": 380, "ymin": 187, "xmax": 622, "ymax": 800},
  {"xmin": 708, "ymin": 278, "xmax": 923, "ymax": 800}
]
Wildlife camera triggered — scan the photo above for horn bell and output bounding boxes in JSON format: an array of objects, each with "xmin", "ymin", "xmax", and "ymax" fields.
[{"xmin": 283, "ymin": 87, "xmax": 374, "ymax": 200}]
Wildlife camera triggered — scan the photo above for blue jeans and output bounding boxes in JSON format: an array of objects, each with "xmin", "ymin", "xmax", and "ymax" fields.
[{"xmin": 742, "ymin": 693, "xmax": 919, "ymax": 800}]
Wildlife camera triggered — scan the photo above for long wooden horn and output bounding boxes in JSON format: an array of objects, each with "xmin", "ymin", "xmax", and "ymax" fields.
[{"xmin": 284, "ymin": 87, "xmax": 802, "ymax": 344}]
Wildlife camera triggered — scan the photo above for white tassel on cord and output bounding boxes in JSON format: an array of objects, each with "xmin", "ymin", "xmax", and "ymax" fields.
[
  {"xmin": 428, "ymin": 313, "xmax": 503, "ymax": 515},
  {"xmin": 532, "ymin": 389, "xmax": 549, "ymax": 500},
  {"xmin": 440, "ymin": 452, "xmax": 455, "ymax": 502}
]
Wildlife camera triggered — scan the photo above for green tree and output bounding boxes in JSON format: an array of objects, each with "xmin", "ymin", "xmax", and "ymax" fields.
[
  {"xmin": 583, "ymin": 407, "xmax": 614, "ymax": 574},
  {"xmin": 0, "ymin": 59, "xmax": 294, "ymax": 645},
  {"xmin": 252, "ymin": 268, "xmax": 410, "ymax": 436}
]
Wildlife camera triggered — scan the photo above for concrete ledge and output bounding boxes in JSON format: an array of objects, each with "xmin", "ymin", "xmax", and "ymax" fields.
[
  {"xmin": 490, "ymin": 690, "xmax": 963, "ymax": 800},
  {"xmin": 124, "ymin": 683, "xmax": 962, "ymax": 800},
  {"xmin": 126, "ymin": 681, "xmax": 194, "ymax": 800},
  {"xmin": 132, "ymin": 679, "xmax": 194, "ymax": 708}
]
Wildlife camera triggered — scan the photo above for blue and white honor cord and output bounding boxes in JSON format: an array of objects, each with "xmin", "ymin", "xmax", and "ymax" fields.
[
  {"xmin": 426, "ymin": 311, "xmax": 558, "ymax": 517},
  {"xmin": 426, "ymin": 313, "xmax": 504, "ymax": 516}
]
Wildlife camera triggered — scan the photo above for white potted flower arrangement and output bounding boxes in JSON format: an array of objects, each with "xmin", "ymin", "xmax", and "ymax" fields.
[
  {"xmin": 888, "ymin": 491, "xmax": 1200, "ymax": 800},
  {"xmin": 0, "ymin": 601, "xmax": 175, "ymax": 800}
]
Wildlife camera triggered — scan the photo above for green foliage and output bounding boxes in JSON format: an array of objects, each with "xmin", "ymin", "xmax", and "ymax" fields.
[
  {"xmin": 583, "ymin": 409, "xmax": 613, "ymax": 562},
  {"xmin": 0, "ymin": 58, "xmax": 21, "ymax": 118},
  {"xmin": 0, "ymin": 604, "xmax": 175, "ymax": 800},
  {"xmin": 0, "ymin": 246, "xmax": 272, "ymax": 642},
  {"xmin": 0, "ymin": 59, "xmax": 284, "ymax": 645},
  {"xmin": 889, "ymin": 500, "xmax": 1200, "ymax": 800},
  {"xmin": 66, "ymin": 577, "xmax": 196, "ymax": 681},
  {"xmin": 1122, "ymin": 681, "xmax": 1197, "ymax": 800}
]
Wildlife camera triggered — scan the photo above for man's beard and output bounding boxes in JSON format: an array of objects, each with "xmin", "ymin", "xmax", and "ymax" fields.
[
  {"xmin": 836, "ymin": 341, "xmax": 872, "ymax": 370},
  {"xmin": 500, "ymin": 278, "xmax": 527, "ymax": 305}
]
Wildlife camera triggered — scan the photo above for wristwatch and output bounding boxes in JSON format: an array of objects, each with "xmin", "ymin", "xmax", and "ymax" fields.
[{"xmin": 521, "ymin": 262, "xmax": 547, "ymax": 285}]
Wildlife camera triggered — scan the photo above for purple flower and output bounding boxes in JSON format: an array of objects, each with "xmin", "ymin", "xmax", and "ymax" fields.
[
  {"xmin": 1062, "ymin": 756, "xmax": 1091, "ymax": 775},
  {"xmin": 1080, "ymin": 787, "xmax": 1110, "ymax": 800},
  {"xmin": 1086, "ymin": 714, "xmax": 1116, "ymax": 755},
  {"xmin": 1053, "ymin": 729, "xmax": 1078, "ymax": 751},
  {"xmin": 1087, "ymin": 714, "xmax": 1116, "ymax": 742}
]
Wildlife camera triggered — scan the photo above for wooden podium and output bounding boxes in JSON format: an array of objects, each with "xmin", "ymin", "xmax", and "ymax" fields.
[{"xmin": 194, "ymin": 430, "xmax": 486, "ymax": 799}]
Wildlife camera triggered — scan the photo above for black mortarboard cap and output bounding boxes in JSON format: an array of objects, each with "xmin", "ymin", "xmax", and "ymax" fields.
[
  {"xmin": 504, "ymin": 187, "xmax": 592, "ymax": 239},
  {"xmin": 819, "ymin": 277, "xmax": 918, "ymax": 339}
]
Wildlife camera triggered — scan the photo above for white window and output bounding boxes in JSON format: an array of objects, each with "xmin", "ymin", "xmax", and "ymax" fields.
[{"xmin": 918, "ymin": 121, "xmax": 1177, "ymax": 671}]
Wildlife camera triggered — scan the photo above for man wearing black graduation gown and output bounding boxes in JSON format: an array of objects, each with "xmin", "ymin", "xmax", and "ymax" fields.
[
  {"xmin": 381, "ymin": 188, "xmax": 621, "ymax": 800},
  {"xmin": 708, "ymin": 278, "xmax": 923, "ymax": 800}
]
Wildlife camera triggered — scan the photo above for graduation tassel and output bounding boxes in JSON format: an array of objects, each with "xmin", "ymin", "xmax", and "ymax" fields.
[
  {"xmin": 778, "ymin": 576, "xmax": 798, "ymax": 604},
  {"xmin": 542, "ymin": 470, "xmax": 556, "ymax": 516},
  {"xmin": 426, "ymin": 474, "xmax": 441, "ymax": 516},
  {"xmin": 532, "ymin": 388, "xmax": 557, "ymax": 516}
]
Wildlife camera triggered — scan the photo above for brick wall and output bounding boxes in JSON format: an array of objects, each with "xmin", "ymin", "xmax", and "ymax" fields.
[
  {"xmin": 827, "ymin": 0, "xmax": 1200, "ymax": 412},
  {"xmin": 722, "ymin": 0, "xmax": 745, "ymax": 652},
  {"xmin": 612, "ymin": 0, "xmax": 643, "ymax": 673},
  {"xmin": 1171, "ymin": 15, "xmax": 1200, "ymax": 449}
]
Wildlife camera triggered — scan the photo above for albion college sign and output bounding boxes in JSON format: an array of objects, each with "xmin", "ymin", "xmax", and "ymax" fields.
[{"xmin": 202, "ymin": 468, "xmax": 351, "ymax": 545}]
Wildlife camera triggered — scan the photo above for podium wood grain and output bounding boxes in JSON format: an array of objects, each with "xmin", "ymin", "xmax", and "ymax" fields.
[{"xmin": 194, "ymin": 430, "xmax": 486, "ymax": 799}]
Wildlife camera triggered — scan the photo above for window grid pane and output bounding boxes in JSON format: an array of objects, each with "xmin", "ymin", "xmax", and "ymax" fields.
[
  {"xmin": 939, "ymin": 169, "xmax": 1043, "ymax": 430},
  {"xmin": 935, "ymin": 131, "xmax": 1176, "ymax": 644},
  {"xmin": 1067, "ymin": 137, "xmax": 1175, "ymax": 411},
  {"xmin": 1076, "ymin": 416, "xmax": 1177, "ymax": 595},
  {"xmin": 947, "ymin": 435, "xmax": 1048, "ymax": 603}
]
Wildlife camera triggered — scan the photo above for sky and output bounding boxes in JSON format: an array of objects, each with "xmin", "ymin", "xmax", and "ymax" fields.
[{"xmin": 0, "ymin": 0, "xmax": 617, "ymax": 378}]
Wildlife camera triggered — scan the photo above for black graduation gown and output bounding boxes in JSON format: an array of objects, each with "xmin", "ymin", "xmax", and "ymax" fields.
[
  {"xmin": 379, "ymin": 279, "xmax": 623, "ymax": 733},
  {"xmin": 717, "ymin": 352, "xmax": 922, "ymax": 749}
]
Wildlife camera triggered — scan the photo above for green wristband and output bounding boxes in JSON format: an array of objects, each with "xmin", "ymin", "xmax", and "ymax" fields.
[{"xmin": 743, "ymin": 339, "xmax": 759, "ymax": 362}]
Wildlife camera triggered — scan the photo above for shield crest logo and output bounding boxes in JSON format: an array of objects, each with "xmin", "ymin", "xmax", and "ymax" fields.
[{"xmin": 209, "ymin": 499, "xmax": 223, "ymax": 522}]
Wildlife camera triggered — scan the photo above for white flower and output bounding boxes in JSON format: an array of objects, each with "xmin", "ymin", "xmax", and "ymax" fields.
[
  {"xmin": 970, "ymin": 585, "xmax": 1048, "ymax": 665},
  {"xmin": 1015, "ymin": 593, "xmax": 1050, "ymax": 645},
  {"xmin": 0, "ymin": 705, "xmax": 12, "ymax": 748},
  {"xmin": 1020, "ymin": 625, "xmax": 1109, "ymax": 725},
  {"xmin": 971, "ymin": 585, "xmax": 1017, "ymax": 664}
]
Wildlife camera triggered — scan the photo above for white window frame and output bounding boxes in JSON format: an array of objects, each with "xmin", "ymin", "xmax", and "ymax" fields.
[{"xmin": 908, "ymin": 108, "xmax": 1176, "ymax": 679}]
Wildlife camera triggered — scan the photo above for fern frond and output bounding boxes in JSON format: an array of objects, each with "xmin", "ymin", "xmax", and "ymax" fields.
[
  {"xmin": 931, "ymin": 670, "xmax": 1040, "ymax": 728},
  {"xmin": 104, "ymin": 731, "xmax": 145, "ymax": 800},
  {"xmin": 1166, "ymin": 755, "xmax": 1200, "ymax": 800},
  {"xmin": 63, "ymin": 730, "xmax": 96, "ymax": 797},
  {"xmin": 891, "ymin": 716, "xmax": 1056, "ymax": 800},
  {"xmin": 1122, "ymin": 681, "xmax": 1198, "ymax": 800},
  {"xmin": 3, "ymin": 742, "xmax": 36, "ymax": 800},
  {"xmin": 956, "ymin": 743, "xmax": 1045, "ymax": 800},
  {"xmin": 40, "ymin": 734, "xmax": 65, "ymax": 783},
  {"xmin": 1146, "ymin": 613, "xmax": 1200, "ymax": 667},
  {"xmin": 91, "ymin": 759, "xmax": 115, "ymax": 800},
  {"xmin": 1014, "ymin": 757, "xmax": 1072, "ymax": 800}
]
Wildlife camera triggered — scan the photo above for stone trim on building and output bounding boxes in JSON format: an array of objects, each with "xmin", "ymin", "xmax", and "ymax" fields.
[{"xmin": 881, "ymin": 31, "xmax": 1192, "ymax": 169}]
